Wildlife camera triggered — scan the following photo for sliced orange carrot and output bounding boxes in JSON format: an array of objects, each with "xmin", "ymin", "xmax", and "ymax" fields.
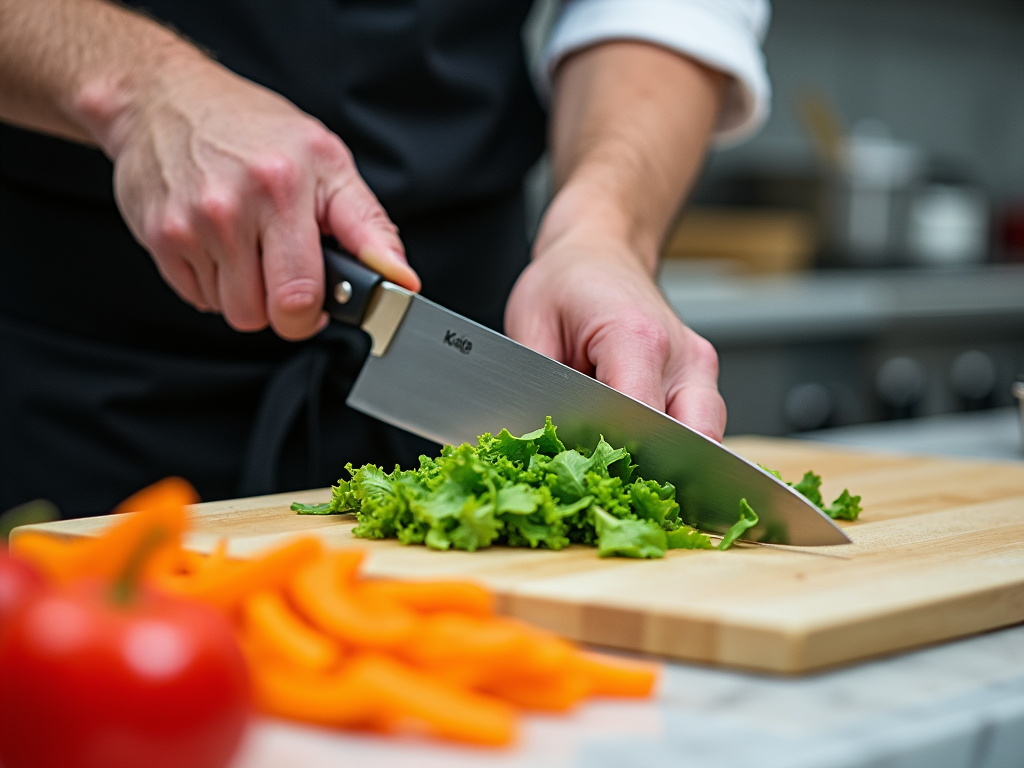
[
  {"xmin": 358, "ymin": 579, "xmax": 494, "ymax": 616},
  {"xmin": 290, "ymin": 552, "xmax": 417, "ymax": 649},
  {"xmin": 572, "ymin": 651, "xmax": 659, "ymax": 697},
  {"xmin": 162, "ymin": 536, "xmax": 323, "ymax": 612},
  {"xmin": 250, "ymin": 660, "xmax": 374, "ymax": 727},
  {"xmin": 495, "ymin": 620, "xmax": 575, "ymax": 680},
  {"xmin": 10, "ymin": 532, "xmax": 86, "ymax": 582},
  {"xmin": 12, "ymin": 478, "xmax": 194, "ymax": 584},
  {"xmin": 400, "ymin": 613, "xmax": 527, "ymax": 670},
  {"xmin": 243, "ymin": 590, "xmax": 341, "ymax": 673},
  {"xmin": 352, "ymin": 654, "xmax": 516, "ymax": 746},
  {"xmin": 484, "ymin": 670, "xmax": 591, "ymax": 712}
]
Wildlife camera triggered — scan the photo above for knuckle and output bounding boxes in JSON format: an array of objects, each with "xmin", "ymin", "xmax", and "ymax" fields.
[
  {"xmin": 197, "ymin": 189, "xmax": 239, "ymax": 229},
  {"xmin": 619, "ymin": 313, "xmax": 671, "ymax": 359},
  {"xmin": 147, "ymin": 212, "xmax": 195, "ymax": 253},
  {"xmin": 248, "ymin": 153, "xmax": 302, "ymax": 200},
  {"xmin": 305, "ymin": 124, "xmax": 347, "ymax": 161}
]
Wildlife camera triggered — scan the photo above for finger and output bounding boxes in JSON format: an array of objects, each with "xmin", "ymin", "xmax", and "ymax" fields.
[
  {"xmin": 665, "ymin": 334, "xmax": 727, "ymax": 441},
  {"xmin": 260, "ymin": 208, "xmax": 326, "ymax": 341},
  {"xmin": 323, "ymin": 170, "xmax": 421, "ymax": 292},
  {"xmin": 152, "ymin": 253, "xmax": 212, "ymax": 312},
  {"xmin": 667, "ymin": 384, "xmax": 727, "ymax": 442},
  {"xmin": 215, "ymin": 238, "xmax": 268, "ymax": 332},
  {"xmin": 144, "ymin": 210, "xmax": 220, "ymax": 311},
  {"xmin": 188, "ymin": 251, "xmax": 222, "ymax": 313},
  {"xmin": 195, "ymin": 187, "xmax": 268, "ymax": 332},
  {"xmin": 587, "ymin": 313, "xmax": 670, "ymax": 413}
]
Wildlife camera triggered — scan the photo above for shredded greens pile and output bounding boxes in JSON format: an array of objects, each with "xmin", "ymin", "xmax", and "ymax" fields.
[{"xmin": 293, "ymin": 419, "xmax": 861, "ymax": 558}]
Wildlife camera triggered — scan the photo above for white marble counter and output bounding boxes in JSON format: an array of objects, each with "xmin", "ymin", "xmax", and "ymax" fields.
[{"xmin": 232, "ymin": 623, "xmax": 1024, "ymax": 768}]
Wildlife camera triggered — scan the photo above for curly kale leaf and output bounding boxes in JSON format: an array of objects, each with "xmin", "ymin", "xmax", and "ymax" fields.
[
  {"xmin": 291, "ymin": 501, "xmax": 333, "ymax": 515},
  {"xmin": 665, "ymin": 525, "xmax": 714, "ymax": 550},
  {"xmin": 791, "ymin": 471, "xmax": 823, "ymax": 507},
  {"xmin": 761, "ymin": 465, "xmax": 863, "ymax": 522},
  {"xmin": 825, "ymin": 489, "xmax": 862, "ymax": 521},
  {"xmin": 592, "ymin": 506, "xmax": 668, "ymax": 559},
  {"xmin": 630, "ymin": 479, "xmax": 680, "ymax": 527}
]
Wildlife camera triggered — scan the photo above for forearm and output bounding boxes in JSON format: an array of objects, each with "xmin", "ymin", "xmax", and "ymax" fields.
[
  {"xmin": 541, "ymin": 41, "xmax": 725, "ymax": 271},
  {"xmin": 0, "ymin": 0, "xmax": 204, "ymax": 152}
]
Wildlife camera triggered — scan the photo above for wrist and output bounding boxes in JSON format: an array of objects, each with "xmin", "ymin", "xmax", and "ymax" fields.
[
  {"xmin": 534, "ymin": 168, "xmax": 663, "ymax": 273},
  {"xmin": 71, "ymin": 33, "xmax": 207, "ymax": 158}
]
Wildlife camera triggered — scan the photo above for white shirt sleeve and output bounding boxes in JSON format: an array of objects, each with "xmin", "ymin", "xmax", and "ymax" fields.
[{"xmin": 540, "ymin": 0, "xmax": 772, "ymax": 145}]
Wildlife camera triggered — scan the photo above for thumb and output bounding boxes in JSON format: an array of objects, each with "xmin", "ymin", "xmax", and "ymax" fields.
[{"xmin": 323, "ymin": 168, "xmax": 421, "ymax": 292}]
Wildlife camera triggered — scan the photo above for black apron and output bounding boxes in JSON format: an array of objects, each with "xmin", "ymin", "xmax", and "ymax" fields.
[{"xmin": 0, "ymin": 0, "xmax": 545, "ymax": 517}]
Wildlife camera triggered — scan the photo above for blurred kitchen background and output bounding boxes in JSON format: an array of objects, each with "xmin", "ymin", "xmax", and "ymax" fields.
[{"xmin": 527, "ymin": 0, "xmax": 1024, "ymax": 450}]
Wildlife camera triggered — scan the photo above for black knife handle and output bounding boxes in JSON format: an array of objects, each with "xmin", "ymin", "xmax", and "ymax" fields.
[{"xmin": 322, "ymin": 237, "xmax": 383, "ymax": 326}]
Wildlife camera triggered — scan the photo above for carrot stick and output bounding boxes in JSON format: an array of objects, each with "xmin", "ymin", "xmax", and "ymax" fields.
[
  {"xmin": 243, "ymin": 590, "xmax": 341, "ymax": 673},
  {"xmin": 572, "ymin": 651, "xmax": 659, "ymax": 697},
  {"xmin": 9, "ymin": 532, "xmax": 85, "ymax": 582},
  {"xmin": 483, "ymin": 671, "xmax": 591, "ymax": 712},
  {"xmin": 353, "ymin": 655, "xmax": 517, "ymax": 746},
  {"xmin": 358, "ymin": 580, "xmax": 494, "ymax": 616},
  {"xmin": 250, "ymin": 661, "xmax": 374, "ymax": 727},
  {"xmin": 162, "ymin": 536, "xmax": 323, "ymax": 612},
  {"xmin": 400, "ymin": 613, "xmax": 527, "ymax": 670},
  {"xmin": 12, "ymin": 478, "xmax": 195, "ymax": 584},
  {"xmin": 289, "ymin": 552, "xmax": 417, "ymax": 649}
]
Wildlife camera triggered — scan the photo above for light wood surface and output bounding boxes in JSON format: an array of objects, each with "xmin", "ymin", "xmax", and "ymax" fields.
[{"xmin": 16, "ymin": 438, "xmax": 1024, "ymax": 674}]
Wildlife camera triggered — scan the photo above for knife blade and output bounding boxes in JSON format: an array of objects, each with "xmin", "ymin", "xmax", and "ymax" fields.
[{"xmin": 323, "ymin": 243, "xmax": 850, "ymax": 546}]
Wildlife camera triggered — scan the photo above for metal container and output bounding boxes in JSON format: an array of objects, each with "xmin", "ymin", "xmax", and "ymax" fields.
[{"xmin": 1012, "ymin": 381, "xmax": 1024, "ymax": 445}]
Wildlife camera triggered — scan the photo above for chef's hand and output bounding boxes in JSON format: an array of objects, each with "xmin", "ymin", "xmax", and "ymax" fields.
[
  {"xmin": 505, "ymin": 200, "xmax": 726, "ymax": 442},
  {"xmin": 0, "ymin": 0, "xmax": 418, "ymax": 341},
  {"xmin": 505, "ymin": 41, "xmax": 727, "ymax": 440},
  {"xmin": 107, "ymin": 56, "xmax": 419, "ymax": 339}
]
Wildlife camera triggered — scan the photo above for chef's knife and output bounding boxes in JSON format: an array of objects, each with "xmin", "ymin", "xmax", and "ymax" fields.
[{"xmin": 322, "ymin": 242, "xmax": 850, "ymax": 546}]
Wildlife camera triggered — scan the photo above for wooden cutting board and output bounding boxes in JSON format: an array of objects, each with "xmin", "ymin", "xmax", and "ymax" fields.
[{"xmin": 16, "ymin": 438, "xmax": 1024, "ymax": 674}]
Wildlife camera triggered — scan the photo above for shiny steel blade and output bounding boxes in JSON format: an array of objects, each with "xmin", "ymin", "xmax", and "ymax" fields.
[{"xmin": 347, "ymin": 295, "xmax": 851, "ymax": 546}]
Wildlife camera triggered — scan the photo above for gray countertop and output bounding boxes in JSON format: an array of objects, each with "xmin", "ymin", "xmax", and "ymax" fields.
[
  {"xmin": 658, "ymin": 263, "xmax": 1024, "ymax": 346},
  {"xmin": 799, "ymin": 406, "xmax": 1024, "ymax": 461},
  {"xmin": 232, "ymin": 410, "xmax": 1024, "ymax": 768}
]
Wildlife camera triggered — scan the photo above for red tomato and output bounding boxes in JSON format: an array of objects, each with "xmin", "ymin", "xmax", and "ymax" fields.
[
  {"xmin": 0, "ymin": 585, "xmax": 250, "ymax": 768},
  {"xmin": 0, "ymin": 549, "xmax": 45, "ymax": 633}
]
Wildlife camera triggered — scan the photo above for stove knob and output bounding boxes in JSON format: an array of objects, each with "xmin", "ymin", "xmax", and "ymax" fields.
[
  {"xmin": 876, "ymin": 356, "xmax": 926, "ymax": 411},
  {"xmin": 784, "ymin": 382, "xmax": 832, "ymax": 431},
  {"xmin": 950, "ymin": 350, "xmax": 996, "ymax": 402}
]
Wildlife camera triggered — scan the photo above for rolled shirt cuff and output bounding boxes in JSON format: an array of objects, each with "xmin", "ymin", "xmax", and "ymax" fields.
[{"xmin": 540, "ymin": 0, "xmax": 772, "ymax": 145}]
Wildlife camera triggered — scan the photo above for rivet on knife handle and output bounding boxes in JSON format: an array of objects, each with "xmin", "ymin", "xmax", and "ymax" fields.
[{"xmin": 322, "ymin": 237, "xmax": 413, "ymax": 356}]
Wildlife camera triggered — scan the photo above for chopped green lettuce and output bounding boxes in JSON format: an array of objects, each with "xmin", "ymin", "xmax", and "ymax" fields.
[
  {"xmin": 291, "ymin": 501, "xmax": 333, "ymax": 515},
  {"xmin": 593, "ymin": 506, "xmax": 667, "ymax": 559},
  {"xmin": 299, "ymin": 418, "xmax": 789, "ymax": 558},
  {"xmin": 761, "ymin": 466, "xmax": 863, "ymax": 522},
  {"xmin": 825, "ymin": 489, "xmax": 862, "ymax": 521},
  {"xmin": 665, "ymin": 525, "xmax": 714, "ymax": 550},
  {"xmin": 718, "ymin": 499, "xmax": 759, "ymax": 550}
]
